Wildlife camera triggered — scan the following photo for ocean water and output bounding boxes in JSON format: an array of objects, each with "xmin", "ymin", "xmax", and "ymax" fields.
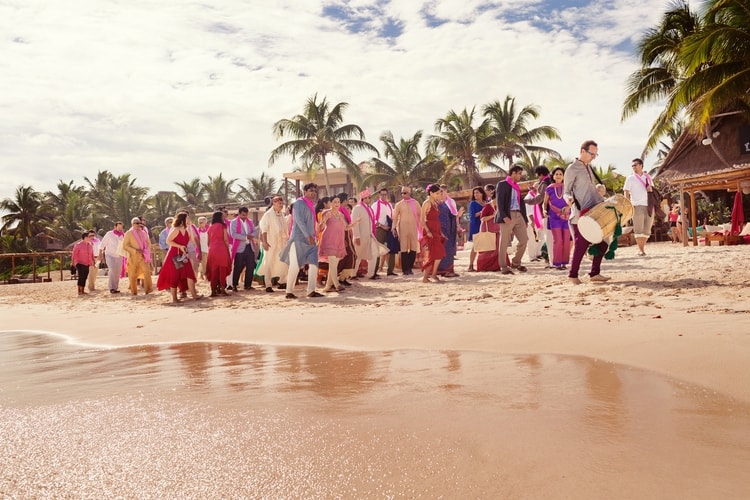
[{"xmin": 1, "ymin": 331, "xmax": 749, "ymax": 498}]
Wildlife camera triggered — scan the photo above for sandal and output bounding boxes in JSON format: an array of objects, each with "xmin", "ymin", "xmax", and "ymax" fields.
[{"xmin": 307, "ymin": 291, "xmax": 323, "ymax": 298}]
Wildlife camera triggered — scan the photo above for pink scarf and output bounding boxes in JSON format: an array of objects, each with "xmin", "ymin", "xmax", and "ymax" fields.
[
  {"xmin": 634, "ymin": 172, "xmax": 652, "ymax": 189},
  {"xmin": 113, "ymin": 229, "xmax": 124, "ymax": 237},
  {"xmin": 374, "ymin": 199, "xmax": 392, "ymax": 223},
  {"xmin": 361, "ymin": 201, "xmax": 377, "ymax": 235},
  {"xmin": 527, "ymin": 189, "xmax": 543, "ymax": 228},
  {"xmin": 189, "ymin": 224, "xmax": 202, "ymax": 259},
  {"xmin": 230, "ymin": 217, "xmax": 253, "ymax": 260},
  {"xmin": 340, "ymin": 205, "xmax": 352, "ymax": 224},
  {"xmin": 506, "ymin": 177, "xmax": 522, "ymax": 208},
  {"xmin": 132, "ymin": 227, "xmax": 151, "ymax": 263}
]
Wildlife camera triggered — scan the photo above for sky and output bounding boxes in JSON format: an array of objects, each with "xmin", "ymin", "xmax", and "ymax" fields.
[{"xmin": 0, "ymin": 0, "xmax": 688, "ymax": 201}]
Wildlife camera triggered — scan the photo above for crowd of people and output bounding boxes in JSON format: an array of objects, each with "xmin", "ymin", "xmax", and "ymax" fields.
[{"xmin": 73, "ymin": 139, "xmax": 658, "ymax": 299}]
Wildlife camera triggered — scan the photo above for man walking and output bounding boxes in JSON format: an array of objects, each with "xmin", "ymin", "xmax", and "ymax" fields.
[
  {"xmin": 122, "ymin": 217, "xmax": 153, "ymax": 295},
  {"xmin": 280, "ymin": 183, "xmax": 322, "ymax": 299},
  {"xmin": 229, "ymin": 207, "xmax": 257, "ymax": 291},
  {"xmin": 564, "ymin": 140, "xmax": 611, "ymax": 285},
  {"xmin": 495, "ymin": 165, "xmax": 529, "ymax": 275},
  {"xmin": 392, "ymin": 186, "xmax": 421, "ymax": 275},
  {"xmin": 99, "ymin": 221, "xmax": 125, "ymax": 293},
  {"xmin": 371, "ymin": 187, "xmax": 396, "ymax": 276},
  {"xmin": 624, "ymin": 158, "xmax": 654, "ymax": 256},
  {"xmin": 352, "ymin": 189, "xmax": 380, "ymax": 279}
]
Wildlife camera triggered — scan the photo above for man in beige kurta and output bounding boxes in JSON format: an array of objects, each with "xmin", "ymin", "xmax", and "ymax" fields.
[
  {"xmin": 392, "ymin": 186, "xmax": 422, "ymax": 275},
  {"xmin": 122, "ymin": 217, "xmax": 153, "ymax": 295}
]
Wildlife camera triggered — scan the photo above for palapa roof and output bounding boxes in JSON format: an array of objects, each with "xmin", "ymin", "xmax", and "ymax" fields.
[{"xmin": 656, "ymin": 112, "xmax": 750, "ymax": 192}]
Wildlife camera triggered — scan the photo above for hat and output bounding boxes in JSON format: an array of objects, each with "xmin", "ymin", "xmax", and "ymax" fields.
[
  {"xmin": 359, "ymin": 188, "xmax": 372, "ymax": 199},
  {"xmin": 131, "ymin": 217, "xmax": 140, "ymax": 224}
]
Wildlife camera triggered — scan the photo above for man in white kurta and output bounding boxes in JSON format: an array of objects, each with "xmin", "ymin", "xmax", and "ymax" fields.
[
  {"xmin": 351, "ymin": 189, "xmax": 380, "ymax": 279},
  {"xmin": 258, "ymin": 196, "xmax": 289, "ymax": 292}
]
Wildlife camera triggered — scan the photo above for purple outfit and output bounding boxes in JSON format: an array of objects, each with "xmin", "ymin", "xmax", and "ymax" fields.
[{"xmin": 545, "ymin": 183, "xmax": 571, "ymax": 267}]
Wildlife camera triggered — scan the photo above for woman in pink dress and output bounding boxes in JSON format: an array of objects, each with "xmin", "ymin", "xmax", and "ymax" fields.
[
  {"xmin": 318, "ymin": 197, "xmax": 357, "ymax": 292},
  {"xmin": 420, "ymin": 184, "xmax": 446, "ymax": 283},
  {"xmin": 156, "ymin": 211, "xmax": 203, "ymax": 303},
  {"xmin": 205, "ymin": 211, "xmax": 232, "ymax": 296}
]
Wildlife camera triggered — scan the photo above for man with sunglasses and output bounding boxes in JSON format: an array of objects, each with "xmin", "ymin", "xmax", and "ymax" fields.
[
  {"xmin": 122, "ymin": 217, "xmax": 154, "ymax": 295},
  {"xmin": 563, "ymin": 140, "xmax": 610, "ymax": 285}
]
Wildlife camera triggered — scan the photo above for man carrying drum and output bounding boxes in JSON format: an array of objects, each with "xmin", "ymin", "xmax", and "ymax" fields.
[{"xmin": 563, "ymin": 140, "xmax": 612, "ymax": 285}]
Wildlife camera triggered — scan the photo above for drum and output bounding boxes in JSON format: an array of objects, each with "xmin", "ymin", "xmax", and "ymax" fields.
[{"xmin": 577, "ymin": 194, "xmax": 634, "ymax": 244}]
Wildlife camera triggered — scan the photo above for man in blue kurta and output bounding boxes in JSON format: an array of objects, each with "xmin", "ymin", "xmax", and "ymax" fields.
[{"xmin": 280, "ymin": 182, "xmax": 322, "ymax": 299}]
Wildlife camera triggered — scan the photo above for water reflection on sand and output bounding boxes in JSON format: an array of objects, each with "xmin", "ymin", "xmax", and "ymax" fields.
[{"xmin": 1, "ymin": 331, "xmax": 749, "ymax": 498}]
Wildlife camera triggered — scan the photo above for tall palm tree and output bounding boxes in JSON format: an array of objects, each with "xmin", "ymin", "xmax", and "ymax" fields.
[
  {"xmin": 670, "ymin": 0, "xmax": 750, "ymax": 130},
  {"xmin": 363, "ymin": 130, "xmax": 444, "ymax": 192},
  {"xmin": 202, "ymin": 174, "xmax": 238, "ymax": 207},
  {"xmin": 592, "ymin": 164, "xmax": 626, "ymax": 193},
  {"xmin": 0, "ymin": 185, "xmax": 51, "ymax": 250},
  {"xmin": 426, "ymin": 107, "xmax": 494, "ymax": 189},
  {"xmin": 482, "ymin": 95, "xmax": 562, "ymax": 169},
  {"xmin": 269, "ymin": 93, "xmax": 380, "ymax": 194},
  {"xmin": 84, "ymin": 171, "xmax": 149, "ymax": 229},
  {"xmin": 621, "ymin": 1, "xmax": 701, "ymax": 154},
  {"xmin": 174, "ymin": 178, "xmax": 207, "ymax": 211},
  {"xmin": 148, "ymin": 191, "xmax": 183, "ymax": 228},
  {"xmin": 238, "ymin": 172, "xmax": 279, "ymax": 202}
]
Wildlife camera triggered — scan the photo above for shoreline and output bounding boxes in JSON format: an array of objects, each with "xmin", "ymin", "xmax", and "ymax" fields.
[{"xmin": 2, "ymin": 242, "xmax": 749, "ymax": 402}]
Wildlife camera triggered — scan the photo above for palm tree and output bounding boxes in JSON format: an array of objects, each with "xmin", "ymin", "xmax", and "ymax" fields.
[
  {"xmin": 238, "ymin": 172, "xmax": 279, "ymax": 202},
  {"xmin": 363, "ymin": 130, "xmax": 444, "ymax": 192},
  {"xmin": 482, "ymin": 95, "xmax": 562, "ymax": 169},
  {"xmin": 174, "ymin": 178, "xmax": 207, "ymax": 211},
  {"xmin": 592, "ymin": 164, "xmax": 626, "ymax": 194},
  {"xmin": 148, "ymin": 191, "xmax": 183, "ymax": 228},
  {"xmin": 84, "ymin": 171, "xmax": 149, "ymax": 229},
  {"xmin": 202, "ymin": 174, "xmax": 238, "ymax": 207},
  {"xmin": 426, "ymin": 107, "xmax": 494, "ymax": 189},
  {"xmin": 0, "ymin": 185, "xmax": 50, "ymax": 250},
  {"xmin": 621, "ymin": 1, "xmax": 701, "ymax": 154},
  {"xmin": 269, "ymin": 93, "xmax": 380, "ymax": 194},
  {"xmin": 671, "ymin": 0, "xmax": 750, "ymax": 130}
]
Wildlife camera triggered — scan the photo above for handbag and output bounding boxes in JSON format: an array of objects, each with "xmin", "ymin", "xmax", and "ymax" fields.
[
  {"xmin": 472, "ymin": 222, "xmax": 496, "ymax": 253},
  {"xmin": 172, "ymin": 252, "xmax": 188, "ymax": 269}
]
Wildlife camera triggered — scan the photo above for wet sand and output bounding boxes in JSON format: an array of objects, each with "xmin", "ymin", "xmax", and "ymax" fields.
[
  {"xmin": 1, "ymin": 242, "xmax": 750, "ymax": 497},
  {"xmin": 2, "ymin": 332, "xmax": 750, "ymax": 498}
]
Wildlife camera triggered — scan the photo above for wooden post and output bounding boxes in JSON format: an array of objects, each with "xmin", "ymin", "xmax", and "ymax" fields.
[
  {"xmin": 680, "ymin": 185, "xmax": 688, "ymax": 247},
  {"xmin": 690, "ymin": 190, "xmax": 698, "ymax": 246}
]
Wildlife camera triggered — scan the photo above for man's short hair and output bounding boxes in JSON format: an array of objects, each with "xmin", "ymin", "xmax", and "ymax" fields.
[
  {"xmin": 238, "ymin": 207, "xmax": 249, "ymax": 214},
  {"xmin": 580, "ymin": 139, "xmax": 598, "ymax": 151},
  {"xmin": 303, "ymin": 182, "xmax": 317, "ymax": 192},
  {"xmin": 632, "ymin": 158, "xmax": 643, "ymax": 165},
  {"xmin": 197, "ymin": 216, "xmax": 207, "ymax": 223},
  {"xmin": 509, "ymin": 165, "xmax": 524, "ymax": 175}
]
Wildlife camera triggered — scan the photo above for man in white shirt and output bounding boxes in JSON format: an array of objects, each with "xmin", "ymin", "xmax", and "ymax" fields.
[
  {"xmin": 624, "ymin": 158, "xmax": 654, "ymax": 256},
  {"xmin": 98, "ymin": 221, "xmax": 125, "ymax": 293},
  {"xmin": 371, "ymin": 187, "xmax": 395, "ymax": 276}
]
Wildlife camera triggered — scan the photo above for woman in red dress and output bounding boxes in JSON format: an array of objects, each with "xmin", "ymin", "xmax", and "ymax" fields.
[
  {"xmin": 420, "ymin": 184, "xmax": 446, "ymax": 283},
  {"xmin": 157, "ymin": 211, "xmax": 204, "ymax": 303},
  {"xmin": 205, "ymin": 211, "xmax": 232, "ymax": 296},
  {"xmin": 476, "ymin": 187, "xmax": 511, "ymax": 272}
]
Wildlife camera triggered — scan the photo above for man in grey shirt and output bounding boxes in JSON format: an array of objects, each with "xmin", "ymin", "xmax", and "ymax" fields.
[{"xmin": 563, "ymin": 140, "xmax": 611, "ymax": 285}]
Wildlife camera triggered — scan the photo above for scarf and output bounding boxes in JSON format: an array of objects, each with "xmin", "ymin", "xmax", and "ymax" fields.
[
  {"xmin": 113, "ymin": 229, "xmax": 124, "ymax": 237},
  {"xmin": 361, "ymin": 201, "xmax": 377, "ymax": 235},
  {"xmin": 634, "ymin": 172, "xmax": 652, "ymax": 189},
  {"xmin": 506, "ymin": 177, "xmax": 522, "ymax": 208},
  {"xmin": 527, "ymin": 189, "xmax": 543, "ymax": 228},
  {"xmin": 132, "ymin": 227, "xmax": 151, "ymax": 263},
  {"xmin": 340, "ymin": 205, "xmax": 352, "ymax": 224},
  {"xmin": 374, "ymin": 199, "xmax": 392, "ymax": 224},
  {"xmin": 230, "ymin": 217, "xmax": 253, "ymax": 260}
]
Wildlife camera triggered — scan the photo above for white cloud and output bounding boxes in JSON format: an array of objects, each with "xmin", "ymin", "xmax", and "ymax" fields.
[{"xmin": 0, "ymin": 0, "xmax": 673, "ymax": 200}]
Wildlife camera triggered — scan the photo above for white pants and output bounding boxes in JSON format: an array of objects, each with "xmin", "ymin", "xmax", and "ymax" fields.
[
  {"xmin": 104, "ymin": 254, "xmax": 123, "ymax": 291},
  {"xmin": 324, "ymin": 256, "xmax": 341, "ymax": 290},
  {"xmin": 285, "ymin": 244, "xmax": 318, "ymax": 295},
  {"xmin": 87, "ymin": 264, "xmax": 98, "ymax": 291}
]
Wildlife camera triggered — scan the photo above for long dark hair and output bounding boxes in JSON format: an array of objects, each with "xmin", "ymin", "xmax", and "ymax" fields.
[
  {"xmin": 211, "ymin": 211, "xmax": 224, "ymax": 225},
  {"xmin": 173, "ymin": 211, "xmax": 188, "ymax": 228}
]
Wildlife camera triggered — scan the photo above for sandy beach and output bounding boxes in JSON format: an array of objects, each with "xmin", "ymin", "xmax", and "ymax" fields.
[
  {"xmin": 2, "ymin": 241, "xmax": 750, "ymax": 498},
  {"xmin": 2, "ymin": 242, "xmax": 749, "ymax": 401}
]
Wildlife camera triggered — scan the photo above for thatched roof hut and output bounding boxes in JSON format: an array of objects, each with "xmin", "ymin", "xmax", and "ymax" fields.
[{"xmin": 655, "ymin": 112, "xmax": 750, "ymax": 245}]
